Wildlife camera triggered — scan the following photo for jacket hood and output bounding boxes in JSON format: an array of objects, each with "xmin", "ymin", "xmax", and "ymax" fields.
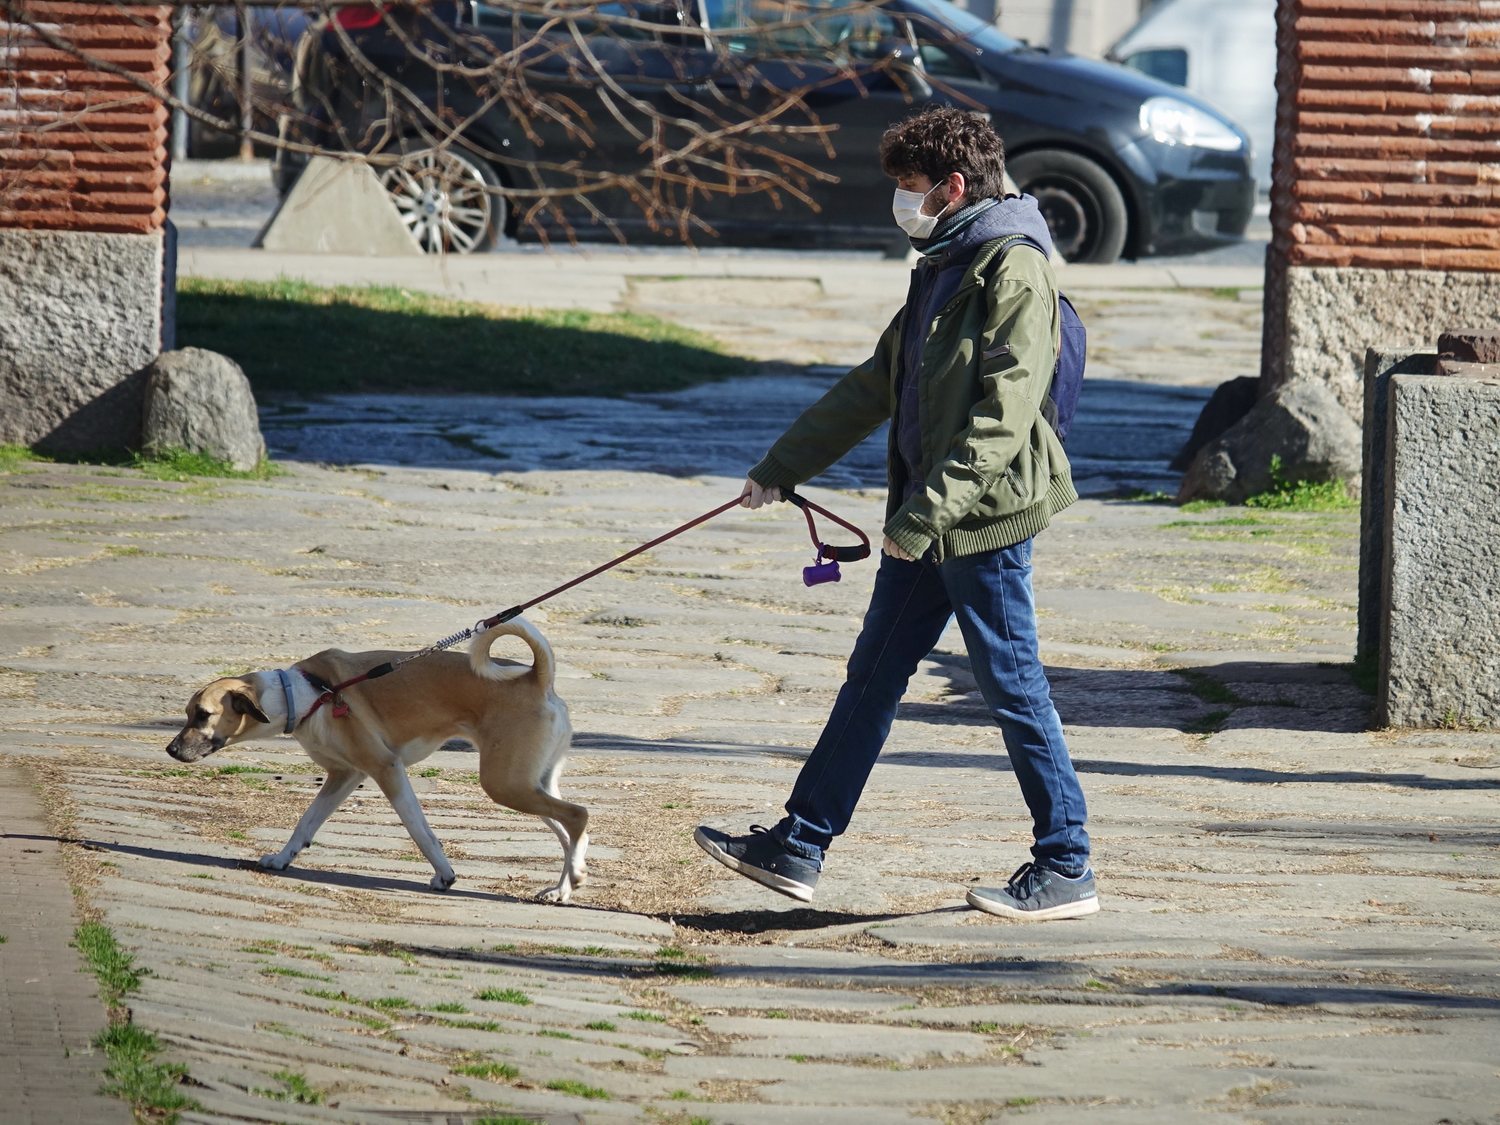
[{"xmin": 945, "ymin": 193, "xmax": 1055, "ymax": 263}]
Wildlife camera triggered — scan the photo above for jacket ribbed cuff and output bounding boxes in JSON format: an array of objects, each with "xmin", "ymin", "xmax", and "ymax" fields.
[
  {"xmin": 747, "ymin": 451, "xmax": 803, "ymax": 490},
  {"xmin": 882, "ymin": 512, "xmax": 936, "ymax": 560}
]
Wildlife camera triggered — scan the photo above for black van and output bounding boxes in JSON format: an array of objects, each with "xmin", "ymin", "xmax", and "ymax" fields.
[{"xmin": 280, "ymin": 0, "xmax": 1254, "ymax": 262}]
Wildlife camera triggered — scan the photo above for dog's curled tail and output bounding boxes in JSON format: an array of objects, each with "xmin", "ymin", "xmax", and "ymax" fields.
[{"xmin": 470, "ymin": 617, "xmax": 556, "ymax": 685}]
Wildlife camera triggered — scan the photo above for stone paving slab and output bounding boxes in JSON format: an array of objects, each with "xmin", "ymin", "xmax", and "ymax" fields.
[{"xmin": 0, "ymin": 766, "xmax": 129, "ymax": 1125}]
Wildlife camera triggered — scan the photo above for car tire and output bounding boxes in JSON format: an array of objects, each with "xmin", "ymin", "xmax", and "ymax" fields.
[
  {"xmin": 380, "ymin": 142, "xmax": 505, "ymax": 254},
  {"xmin": 1006, "ymin": 149, "xmax": 1128, "ymax": 265}
]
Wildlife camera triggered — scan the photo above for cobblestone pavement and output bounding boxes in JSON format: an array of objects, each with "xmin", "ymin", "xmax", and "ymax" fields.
[
  {"xmin": 3, "ymin": 263, "xmax": 1498, "ymax": 1123},
  {"xmin": 0, "ymin": 766, "xmax": 131, "ymax": 1125}
]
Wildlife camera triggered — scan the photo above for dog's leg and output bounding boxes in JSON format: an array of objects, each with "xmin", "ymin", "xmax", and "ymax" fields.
[
  {"xmin": 499, "ymin": 787, "xmax": 589, "ymax": 904},
  {"xmin": 544, "ymin": 765, "xmax": 588, "ymax": 892},
  {"xmin": 367, "ymin": 761, "xmax": 457, "ymax": 891},
  {"xmin": 261, "ymin": 768, "xmax": 363, "ymax": 872}
]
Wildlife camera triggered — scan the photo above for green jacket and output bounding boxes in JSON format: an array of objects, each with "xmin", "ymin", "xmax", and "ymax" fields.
[{"xmin": 749, "ymin": 237, "xmax": 1078, "ymax": 561}]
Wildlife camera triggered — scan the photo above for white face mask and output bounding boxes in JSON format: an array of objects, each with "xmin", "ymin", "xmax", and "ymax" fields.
[{"xmin": 891, "ymin": 181, "xmax": 951, "ymax": 238}]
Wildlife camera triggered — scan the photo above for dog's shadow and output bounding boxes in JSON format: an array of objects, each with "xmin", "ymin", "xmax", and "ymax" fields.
[{"xmin": 2, "ymin": 833, "xmax": 528, "ymax": 903}]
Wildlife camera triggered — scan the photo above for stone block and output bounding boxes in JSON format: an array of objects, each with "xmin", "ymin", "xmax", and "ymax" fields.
[
  {"xmin": 1357, "ymin": 345, "xmax": 1436, "ymax": 662},
  {"xmin": 141, "ymin": 348, "xmax": 266, "ymax": 471},
  {"xmin": 1437, "ymin": 329, "xmax": 1500, "ymax": 364},
  {"xmin": 1178, "ymin": 379, "xmax": 1361, "ymax": 504},
  {"xmin": 1273, "ymin": 267, "xmax": 1500, "ymax": 417},
  {"xmin": 1379, "ymin": 373, "xmax": 1500, "ymax": 728},
  {"xmin": 1170, "ymin": 374, "xmax": 1259, "ymax": 472},
  {"xmin": 255, "ymin": 156, "xmax": 421, "ymax": 256},
  {"xmin": 0, "ymin": 228, "xmax": 164, "ymax": 455}
]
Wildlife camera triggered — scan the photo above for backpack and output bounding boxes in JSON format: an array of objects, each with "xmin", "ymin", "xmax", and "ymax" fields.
[{"xmin": 986, "ymin": 235, "xmax": 1087, "ymax": 443}]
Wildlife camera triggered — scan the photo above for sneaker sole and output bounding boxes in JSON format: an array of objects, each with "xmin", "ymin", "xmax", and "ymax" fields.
[
  {"xmin": 693, "ymin": 827, "xmax": 815, "ymax": 903},
  {"xmin": 965, "ymin": 888, "xmax": 1100, "ymax": 921}
]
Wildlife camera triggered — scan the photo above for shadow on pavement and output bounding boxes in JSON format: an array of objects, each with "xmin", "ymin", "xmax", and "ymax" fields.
[
  {"xmin": 668, "ymin": 906, "xmax": 949, "ymax": 934},
  {"xmin": 1, "ymin": 833, "xmax": 523, "ymax": 901},
  {"xmin": 573, "ymin": 734, "xmax": 1499, "ymax": 793},
  {"xmin": 1135, "ymin": 981, "xmax": 1500, "ymax": 1012}
]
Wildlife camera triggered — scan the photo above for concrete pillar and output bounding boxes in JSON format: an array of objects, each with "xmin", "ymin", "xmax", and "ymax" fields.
[
  {"xmin": 1378, "ymin": 363, "xmax": 1500, "ymax": 728},
  {"xmin": 1356, "ymin": 344, "xmax": 1435, "ymax": 665},
  {"xmin": 0, "ymin": 4, "xmax": 172, "ymax": 455},
  {"xmin": 1260, "ymin": 1, "xmax": 1500, "ymax": 424}
]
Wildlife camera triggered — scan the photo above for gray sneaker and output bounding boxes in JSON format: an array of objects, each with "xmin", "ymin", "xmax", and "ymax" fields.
[
  {"xmin": 694, "ymin": 824, "xmax": 820, "ymax": 902},
  {"xmin": 967, "ymin": 861, "xmax": 1099, "ymax": 920}
]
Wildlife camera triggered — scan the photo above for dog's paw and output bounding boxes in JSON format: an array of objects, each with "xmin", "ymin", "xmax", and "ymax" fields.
[
  {"xmin": 429, "ymin": 871, "xmax": 457, "ymax": 892},
  {"xmin": 258, "ymin": 853, "xmax": 291, "ymax": 871},
  {"xmin": 535, "ymin": 885, "xmax": 571, "ymax": 905}
]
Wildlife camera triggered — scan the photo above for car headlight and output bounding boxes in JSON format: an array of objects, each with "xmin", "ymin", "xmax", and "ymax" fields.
[{"xmin": 1139, "ymin": 97, "xmax": 1244, "ymax": 152}]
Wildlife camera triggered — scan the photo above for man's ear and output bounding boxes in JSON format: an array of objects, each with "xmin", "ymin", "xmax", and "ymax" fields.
[
  {"xmin": 947, "ymin": 171, "xmax": 968, "ymax": 206},
  {"xmin": 229, "ymin": 692, "xmax": 271, "ymax": 726}
]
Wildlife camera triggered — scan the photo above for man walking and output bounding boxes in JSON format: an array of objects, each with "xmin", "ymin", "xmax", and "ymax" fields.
[{"xmin": 694, "ymin": 106, "xmax": 1096, "ymax": 921}]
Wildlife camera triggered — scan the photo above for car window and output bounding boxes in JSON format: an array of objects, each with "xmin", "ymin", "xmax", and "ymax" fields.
[
  {"xmin": 473, "ymin": 1, "xmax": 685, "ymax": 41},
  {"xmin": 901, "ymin": 0, "xmax": 1022, "ymax": 55},
  {"xmin": 701, "ymin": 0, "xmax": 899, "ymax": 59},
  {"xmin": 1121, "ymin": 47, "xmax": 1188, "ymax": 87},
  {"xmin": 919, "ymin": 42, "xmax": 984, "ymax": 82}
]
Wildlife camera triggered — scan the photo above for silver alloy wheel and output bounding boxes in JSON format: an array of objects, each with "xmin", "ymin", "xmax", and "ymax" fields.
[{"xmin": 380, "ymin": 148, "xmax": 496, "ymax": 254}]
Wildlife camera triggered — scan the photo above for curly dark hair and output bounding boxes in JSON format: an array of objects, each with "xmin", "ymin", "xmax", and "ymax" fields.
[{"xmin": 879, "ymin": 105, "xmax": 1006, "ymax": 201}]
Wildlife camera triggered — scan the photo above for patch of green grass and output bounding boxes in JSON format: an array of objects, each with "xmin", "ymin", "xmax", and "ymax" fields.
[
  {"xmin": 1186, "ymin": 709, "xmax": 1233, "ymax": 735},
  {"xmin": 302, "ymin": 987, "xmax": 347, "ymax": 1002},
  {"xmin": 473, "ymin": 1117, "xmax": 541, "ymax": 1125},
  {"xmin": 538, "ymin": 1029, "xmax": 574, "ymax": 1040},
  {"xmin": 418, "ymin": 767, "xmax": 442, "ymax": 777},
  {"xmin": 367, "ymin": 996, "xmax": 413, "ymax": 1010},
  {"xmin": 454, "ymin": 1061, "xmax": 520, "ymax": 1081},
  {"xmin": 476, "ymin": 987, "xmax": 532, "ymax": 1005},
  {"xmin": 545, "ymin": 1078, "xmax": 611, "ymax": 1100},
  {"xmin": 764, "ymin": 1009, "xmax": 789, "ymax": 1019},
  {"xmin": 95, "ymin": 1024, "xmax": 196, "ymax": 1121},
  {"xmin": 207, "ymin": 764, "xmax": 272, "ymax": 775},
  {"xmin": 1118, "ymin": 488, "xmax": 1174, "ymax": 504},
  {"xmin": 669, "ymin": 1089, "xmax": 693, "ymax": 1100},
  {"xmin": 73, "ymin": 922, "xmax": 142, "ymax": 1006},
  {"xmin": 788, "ymin": 1053, "xmax": 809, "ymax": 1062},
  {"xmin": 652, "ymin": 961, "xmax": 712, "ymax": 980},
  {"xmin": 177, "ymin": 277, "xmax": 752, "ymax": 397},
  {"xmin": 129, "ymin": 447, "xmax": 278, "ymax": 481},
  {"xmin": 1244, "ymin": 454, "xmax": 1357, "ymax": 512},
  {"xmin": 1163, "ymin": 516, "xmax": 1262, "ymax": 529},
  {"xmin": 1179, "ymin": 498, "xmax": 1228, "ymax": 512},
  {"xmin": 624, "ymin": 1010, "xmax": 667, "ymax": 1022},
  {"xmin": 257, "ymin": 1069, "xmax": 325, "ymax": 1104},
  {"xmin": 585, "ymin": 1019, "xmax": 617, "ymax": 1031},
  {"xmin": 0, "ymin": 443, "xmax": 44, "ymax": 473},
  {"xmin": 260, "ymin": 965, "xmax": 332, "ymax": 982},
  {"xmin": 431, "ymin": 1000, "xmax": 469, "ymax": 1014},
  {"xmin": 436, "ymin": 1017, "xmax": 505, "ymax": 1032},
  {"xmin": 1175, "ymin": 669, "xmax": 1241, "ymax": 706},
  {"xmin": 225, "ymin": 829, "xmax": 247, "ymax": 840}
]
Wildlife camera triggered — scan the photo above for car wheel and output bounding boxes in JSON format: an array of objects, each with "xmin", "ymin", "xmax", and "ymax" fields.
[
  {"xmin": 1006, "ymin": 149, "xmax": 1128, "ymax": 264},
  {"xmin": 380, "ymin": 143, "xmax": 504, "ymax": 254}
]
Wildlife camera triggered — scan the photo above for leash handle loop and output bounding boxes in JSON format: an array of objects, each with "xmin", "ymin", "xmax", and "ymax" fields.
[{"xmin": 779, "ymin": 487, "xmax": 872, "ymax": 562}]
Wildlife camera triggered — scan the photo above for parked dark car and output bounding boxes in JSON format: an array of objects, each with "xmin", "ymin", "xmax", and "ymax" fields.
[{"xmin": 278, "ymin": 0, "xmax": 1254, "ymax": 261}]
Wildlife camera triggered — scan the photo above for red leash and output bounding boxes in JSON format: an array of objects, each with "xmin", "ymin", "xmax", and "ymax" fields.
[{"xmin": 300, "ymin": 488, "xmax": 870, "ymax": 721}]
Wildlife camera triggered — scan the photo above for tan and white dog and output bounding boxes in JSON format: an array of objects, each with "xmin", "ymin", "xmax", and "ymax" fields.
[{"xmin": 165, "ymin": 618, "xmax": 587, "ymax": 902}]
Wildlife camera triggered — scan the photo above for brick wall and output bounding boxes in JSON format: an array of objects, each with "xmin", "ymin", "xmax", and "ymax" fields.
[
  {"xmin": 0, "ymin": 3, "xmax": 171, "ymax": 235},
  {"xmin": 1269, "ymin": 0, "xmax": 1500, "ymax": 272}
]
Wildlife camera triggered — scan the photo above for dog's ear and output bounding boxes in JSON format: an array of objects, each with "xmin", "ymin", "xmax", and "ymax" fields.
[{"xmin": 229, "ymin": 691, "xmax": 271, "ymax": 726}]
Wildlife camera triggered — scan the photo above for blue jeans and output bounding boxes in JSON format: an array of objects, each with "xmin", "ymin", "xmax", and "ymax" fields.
[{"xmin": 775, "ymin": 539, "xmax": 1090, "ymax": 874}]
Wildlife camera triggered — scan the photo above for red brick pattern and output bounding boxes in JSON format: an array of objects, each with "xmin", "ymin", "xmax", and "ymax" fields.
[
  {"xmin": 1269, "ymin": 0, "xmax": 1500, "ymax": 271},
  {"xmin": 1, "ymin": 4, "xmax": 171, "ymax": 234}
]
